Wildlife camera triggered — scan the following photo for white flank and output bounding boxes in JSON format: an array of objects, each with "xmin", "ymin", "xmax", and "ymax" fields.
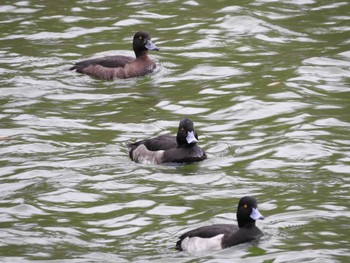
[
  {"xmin": 181, "ymin": 234, "xmax": 224, "ymax": 253},
  {"xmin": 132, "ymin": 144, "xmax": 164, "ymax": 164}
]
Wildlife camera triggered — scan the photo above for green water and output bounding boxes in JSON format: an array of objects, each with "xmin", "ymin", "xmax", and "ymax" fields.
[{"xmin": 1, "ymin": 0, "xmax": 350, "ymax": 262}]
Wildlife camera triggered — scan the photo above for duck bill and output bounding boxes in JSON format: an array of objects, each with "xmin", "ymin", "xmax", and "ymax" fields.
[
  {"xmin": 186, "ymin": 131, "xmax": 198, "ymax": 144},
  {"xmin": 250, "ymin": 207, "xmax": 264, "ymax": 220},
  {"xmin": 145, "ymin": 39, "xmax": 159, "ymax": 51}
]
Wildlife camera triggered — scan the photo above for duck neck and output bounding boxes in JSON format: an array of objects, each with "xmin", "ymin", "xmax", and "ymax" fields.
[
  {"xmin": 176, "ymin": 136, "xmax": 196, "ymax": 148},
  {"xmin": 238, "ymin": 220, "xmax": 255, "ymax": 228},
  {"xmin": 135, "ymin": 50, "xmax": 148, "ymax": 58}
]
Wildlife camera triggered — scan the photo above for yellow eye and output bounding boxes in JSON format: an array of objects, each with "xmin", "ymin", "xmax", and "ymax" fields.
[
  {"xmin": 243, "ymin": 204, "xmax": 248, "ymax": 209},
  {"xmin": 139, "ymin": 36, "xmax": 143, "ymax": 40}
]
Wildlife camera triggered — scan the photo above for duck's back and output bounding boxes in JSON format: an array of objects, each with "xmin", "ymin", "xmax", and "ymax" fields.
[
  {"xmin": 70, "ymin": 55, "xmax": 135, "ymax": 72},
  {"xmin": 178, "ymin": 224, "xmax": 238, "ymax": 240},
  {"xmin": 130, "ymin": 134, "xmax": 177, "ymax": 151}
]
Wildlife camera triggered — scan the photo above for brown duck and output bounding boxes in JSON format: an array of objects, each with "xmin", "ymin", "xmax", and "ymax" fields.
[{"xmin": 70, "ymin": 31, "xmax": 159, "ymax": 80}]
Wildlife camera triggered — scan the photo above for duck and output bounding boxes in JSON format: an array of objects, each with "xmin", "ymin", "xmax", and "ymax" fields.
[
  {"xmin": 176, "ymin": 196, "xmax": 264, "ymax": 253},
  {"xmin": 69, "ymin": 31, "xmax": 159, "ymax": 80},
  {"xmin": 127, "ymin": 118, "xmax": 207, "ymax": 165}
]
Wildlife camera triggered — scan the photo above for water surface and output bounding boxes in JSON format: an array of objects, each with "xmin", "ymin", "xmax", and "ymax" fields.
[{"xmin": 1, "ymin": 0, "xmax": 350, "ymax": 262}]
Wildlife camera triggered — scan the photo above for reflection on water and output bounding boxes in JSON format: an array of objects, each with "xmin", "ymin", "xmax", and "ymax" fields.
[{"xmin": 1, "ymin": 0, "xmax": 350, "ymax": 262}]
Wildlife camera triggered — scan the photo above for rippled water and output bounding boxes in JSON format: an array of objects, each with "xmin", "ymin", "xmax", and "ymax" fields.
[{"xmin": 1, "ymin": 0, "xmax": 350, "ymax": 262}]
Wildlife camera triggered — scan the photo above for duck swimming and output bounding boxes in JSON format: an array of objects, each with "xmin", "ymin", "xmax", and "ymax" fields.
[
  {"xmin": 127, "ymin": 118, "xmax": 207, "ymax": 165},
  {"xmin": 176, "ymin": 196, "xmax": 264, "ymax": 253},
  {"xmin": 69, "ymin": 31, "xmax": 159, "ymax": 80}
]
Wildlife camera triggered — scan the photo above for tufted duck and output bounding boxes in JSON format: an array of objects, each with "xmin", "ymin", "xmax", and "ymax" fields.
[
  {"xmin": 70, "ymin": 31, "xmax": 159, "ymax": 80},
  {"xmin": 176, "ymin": 196, "xmax": 264, "ymax": 253},
  {"xmin": 127, "ymin": 118, "xmax": 206, "ymax": 164}
]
